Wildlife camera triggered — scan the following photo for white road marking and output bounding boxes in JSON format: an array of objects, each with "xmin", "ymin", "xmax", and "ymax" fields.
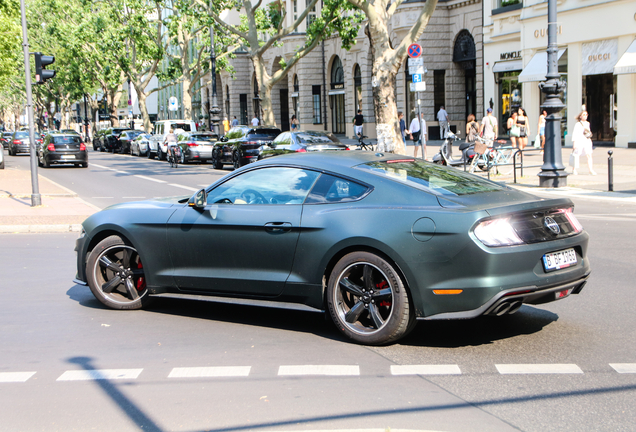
[
  {"xmin": 496, "ymin": 364, "xmax": 583, "ymax": 374},
  {"xmin": 609, "ymin": 363, "xmax": 636, "ymax": 373},
  {"xmin": 91, "ymin": 197, "xmax": 114, "ymax": 199},
  {"xmin": 90, "ymin": 164, "xmax": 128, "ymax": 174},
  {"xmin": 122, "ymin": 197, "xmax": 146, "ymax": 199},
  {"xmin": 134, "ymin": 175, "xmax": 166, "ymax": 183},
  {"xmin": 57, "ymin": 369, "xmax": 143, "ymax": 381},
  {"xmin": 168, "ymin": 184, "xmax": 199, "ymax": 192},
  {"xmin": 278, "ymin": 365, "xmax": 360, "ymax": 376},
  {"xmin": 391, "ymin": 365, "xmax": 461, "ymax": 375},
  {"xmin": 168, "ymin": 366, "xmax": 251, "ymax": 378},
  {"xmin": 0, "ymin": 372, "xmax": 36, "ymax": 383}
]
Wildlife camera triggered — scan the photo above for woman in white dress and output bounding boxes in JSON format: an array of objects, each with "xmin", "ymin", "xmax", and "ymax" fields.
[{"xmin": 570, "ymin": 111, "xmax": 596, "ymax": 175}]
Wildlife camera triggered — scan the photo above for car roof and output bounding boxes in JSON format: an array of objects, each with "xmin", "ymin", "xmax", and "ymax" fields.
[{"xmin": 254, "ymin": 149, "xmax": 409, "ymax": 172}]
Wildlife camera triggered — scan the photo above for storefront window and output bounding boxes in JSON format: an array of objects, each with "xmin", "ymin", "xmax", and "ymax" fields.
[{"xmin": 498, "ymin": 71, "xmax": 522, "ymax": 136}]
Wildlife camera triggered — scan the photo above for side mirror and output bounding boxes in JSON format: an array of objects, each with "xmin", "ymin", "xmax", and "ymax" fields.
[
  {"xmin": 188, "ymin": 189, "xmax": 207, "ymax": 210},
  {"xmin": 220, "ymin": 136, "xmax": 228, "ymax": 142}
]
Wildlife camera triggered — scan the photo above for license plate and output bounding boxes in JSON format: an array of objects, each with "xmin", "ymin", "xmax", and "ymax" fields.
[
  {"xmin": 543, "ymin": 248, "xmax": 577, "ymax": 272},
  {"xmin": 61, "ymin": 155, "xmax": 75, "ymax": 159}
]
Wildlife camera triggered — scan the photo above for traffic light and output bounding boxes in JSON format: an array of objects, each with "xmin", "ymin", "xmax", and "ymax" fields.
[{"xmin": 34, "ymin": 52, "xmax": 55, "ymax": 84}]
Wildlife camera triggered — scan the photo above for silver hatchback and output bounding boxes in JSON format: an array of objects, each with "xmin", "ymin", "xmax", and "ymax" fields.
[{"xmin": 177, "ymin": 132, "xmax": 218, "ymax": 163}]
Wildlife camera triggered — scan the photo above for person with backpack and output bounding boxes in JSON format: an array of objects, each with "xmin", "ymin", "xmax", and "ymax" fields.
[
  {"xmin": 480, "ymin": 108, "xmax": 497, "ymax": 141},
  {"xmin": 465, "ymin": 114, "xmax": 479, "ymax": 143}
]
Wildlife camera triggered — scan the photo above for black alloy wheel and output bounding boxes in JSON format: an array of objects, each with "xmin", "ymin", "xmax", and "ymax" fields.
[
  {"xmin": 232, "ymin": 151, "xmax": 242, "ymax": 170},
  {"xmin": 86, "ymin": 235, "xmax": 150, "ymax": 310},
  {"xmin": 211, "ymin": 149, "xmax": 223, "ymax": 169},
  {"xmin": 327, "ymin": 251, "xmax": 414, "ymax": 345}
]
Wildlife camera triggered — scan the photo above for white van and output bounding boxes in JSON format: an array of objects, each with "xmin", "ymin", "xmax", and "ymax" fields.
[{"xmin": 148, "ymin": 120, "xmax": 197, "ymax": 160}]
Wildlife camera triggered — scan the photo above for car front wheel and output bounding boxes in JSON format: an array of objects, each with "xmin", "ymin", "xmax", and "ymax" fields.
[
  {"xmin": 327, "ymin": 251, "xmax": 414, "ymax": 345},
  {"xmin": 86, "ymin": 235, "xmax": 150, "ymax": 310}
]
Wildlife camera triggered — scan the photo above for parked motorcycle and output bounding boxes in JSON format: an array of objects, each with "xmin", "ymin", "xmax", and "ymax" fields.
[{"xmin": 432, "ymin": 131, "xmax": 484, "ymax": 171}]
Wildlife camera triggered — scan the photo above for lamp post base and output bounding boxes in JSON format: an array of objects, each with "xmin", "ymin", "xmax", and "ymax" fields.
[{"xmin": 538, "ymin": 170, "xmax": 568, "ymax": 188}]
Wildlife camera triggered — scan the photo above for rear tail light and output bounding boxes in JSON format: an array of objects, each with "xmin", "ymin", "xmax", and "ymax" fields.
[
  {"xmin": 474, "ymin": 217, "xmax": 524, "ymax": 247},
  {"xmin": 346, "ymin": 147, "xmax": 350, "ymax": 150},
  {"xmin": 80, "ymin": 143, "xmax": 86, "ymax": 151},
  {"xmin": 561, "ymin": 208, "xmax": 583, "ymax": 233},
  {"xmin": 47, "ymin": 143, "xmax": 55, "ymax": 151},
  {"xmin": 13, "ymin": 140, "xmax": 21, "ymax": 144},
  {"xmin": 244, "ymin": 141, "xmax": 258, "ymax": 145},
  {"xmin": 186, "ymin": 142, "xmax": 197, "ymax": 147},
  {"xmin": 296, "ymin": 148, "xmax": 307, "ymax": 153}
]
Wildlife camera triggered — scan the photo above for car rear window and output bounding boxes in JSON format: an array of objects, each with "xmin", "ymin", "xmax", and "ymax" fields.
[
  {"xmin": 190, "ymin": 134, "xmax": 216, "ymax": 142},
  {"xmin": 296, "ymin": 132, "xmax": 338, "ymax": 144},
  {"xmin": 248, "ymin": 129, "xmax": 281, "ymax": 140},
  {"xmin": 172, "ymin": 123, "xmax": 194, "ymax": 132},
  {"xmin": 356, "ymin": 159, "xmax": 506, "ymax": 196},
  {"xmin": 54, "ymin": 136, "xmax": 81, "ymax": 144},
  {"xmin": 15, "ymin": 132, "xmax": 28, "ymax": 138}
]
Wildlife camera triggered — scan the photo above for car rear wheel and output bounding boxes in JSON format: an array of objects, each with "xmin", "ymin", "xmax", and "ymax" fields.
[
  {"xmin": 86, "ymin": 235, "xmax": 150, "ymax": 310},
  {"xmin": 233, "ymin": 152, "xmax": 242, "ymax": 170},
  {"xmin": 180, "ymin": 152, "xmax": 187, "ymax": 164},
  {"xmin": 147, "ymin": 149, "xmax": 154, "ymax": 159},
  {"xmin": 327, "ymin": 251, "xmax": 414, "ymax": 345},
  {"xmin": 212, "ymin": 150, "xmax": 222, "ymax": 169}
]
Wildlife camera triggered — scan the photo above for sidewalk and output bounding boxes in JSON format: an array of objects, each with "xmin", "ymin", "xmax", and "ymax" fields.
[
  {"xmin": 0, "ymin": 166, "xmax": 99, "ymax": 233},
  {"xmin": 2, "ymin": 143, "xmax": 636, "ymax": 234}
]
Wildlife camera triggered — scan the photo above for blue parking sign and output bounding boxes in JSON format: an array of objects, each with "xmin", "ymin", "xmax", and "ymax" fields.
[{"xmin": 412, "ymin": 74, "xmax": 422, "ymax": 83}]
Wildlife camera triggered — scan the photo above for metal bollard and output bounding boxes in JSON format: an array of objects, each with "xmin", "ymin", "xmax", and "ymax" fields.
[{"xmin": 608, "ymin": 150, "xmax": 614, "ymax": 192}]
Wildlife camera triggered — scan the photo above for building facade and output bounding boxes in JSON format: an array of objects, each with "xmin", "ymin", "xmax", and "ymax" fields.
[
  {"xmin": 202, "ymin": 0, "xmax": 483, "ymax": 139},
  {"xmin": 484, "ymin": 0, "xmax": 636, "ymax": 148}
]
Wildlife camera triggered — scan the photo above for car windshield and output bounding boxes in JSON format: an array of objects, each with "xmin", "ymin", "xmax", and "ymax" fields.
[
  {"xmin": 295, "ymin": 132, "xmax": 340, "ymax": 144},
  {"xmin": 128, "ymin": 131, "xmax": 144, "ymax": 137},
  {"xmin": 54, "ymin": 136, "xmax": 81, "ymax": 144},
  {"xmin": 248, "ymin": 129, "xmax": 281, "ymax": 140},
  {"xmin": 357, "ymin": 159, "xmax": 506, "ymax": 196}
]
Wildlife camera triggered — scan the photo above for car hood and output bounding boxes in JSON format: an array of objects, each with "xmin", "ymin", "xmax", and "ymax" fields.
[{"xmin": 103, "ymin": 195, "xmax": 189, "ymax": 211}]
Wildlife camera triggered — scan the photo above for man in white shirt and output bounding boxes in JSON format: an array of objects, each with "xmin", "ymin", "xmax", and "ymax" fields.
[
  {"xmin": 437, "ymin": 106, "xmax": 449, "ymax": 139},
  {"xmin": 409, "ymin": 113, "xmax": 427, "ymax": 159},
  {"xmin": 251, "ymin": 116, "xmax": 259, "ymax": 127},
  {"xmin": 480, "ymin": 108, "xmax": 498, "ymax": 140}
]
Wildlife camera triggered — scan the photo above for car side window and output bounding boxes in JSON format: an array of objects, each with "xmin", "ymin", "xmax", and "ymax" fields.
[
  {"xmin": 206, "ymin": 167, "xmax": 320, "ymax": 205},
  {"xmin": 305, "ymin": 174, "xmax": 370, "ymax": 204}
]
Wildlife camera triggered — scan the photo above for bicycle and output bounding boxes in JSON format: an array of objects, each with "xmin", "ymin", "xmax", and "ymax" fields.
[
  {"xmin": 357, "ymin": 134, "xmax": 374, "ymax": 151},
  {"xmin": 469, "ymin": 137, "xmax": 513, "ymax": 174},
  {"xmin": 167, "ymin": 144, "xmax": 181, "ymax": 168}
]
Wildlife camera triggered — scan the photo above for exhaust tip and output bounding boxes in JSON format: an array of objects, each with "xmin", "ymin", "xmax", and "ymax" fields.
[
  {"xmin": 493, "ymin": 302, "xmax": 511, "ymax": 316},
  {"xmin": 507, "ymin": 301, "xmax": 523, "ymax": 315}
]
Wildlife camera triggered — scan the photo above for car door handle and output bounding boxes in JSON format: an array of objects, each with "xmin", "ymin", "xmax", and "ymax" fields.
[{"xmin": 264, "ymin": 222, "xmax": 292, "ymax": 233}]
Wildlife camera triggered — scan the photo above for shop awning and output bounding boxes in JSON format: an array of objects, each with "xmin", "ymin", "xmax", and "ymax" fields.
[
  {"xmin": 492, "ymin": 60, "xmax": 523, "ymax": 73},
  {"xmin": 518, "ymin": 49, "xmax": 566, "ymax": 83},
  {"xmin": 614, "ymin": 39, "xmax": 636, "ymax": 75}
]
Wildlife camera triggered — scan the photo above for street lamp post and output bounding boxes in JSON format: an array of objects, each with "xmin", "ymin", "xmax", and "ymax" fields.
[
  {"xmin": 83, "ymin": 94, "xmax": 90, "ymax": 142},
  {"xmin": 537, "ymin": 0, "xmax": 568, "ymax": 187},
  {"xmin": 209, "ymin": 4, "xmax": 221, "ymax": 136}
]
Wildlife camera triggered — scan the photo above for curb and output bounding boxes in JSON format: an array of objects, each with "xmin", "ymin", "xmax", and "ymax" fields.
[{"xmin": 0, "ymin": 224, "xmax": 83, "ymax": 234}]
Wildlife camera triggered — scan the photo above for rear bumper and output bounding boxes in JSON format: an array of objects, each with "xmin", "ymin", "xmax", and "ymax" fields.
[
  {"xmin": 12, "ymin": 144, "xmax": 30, "ymax": 153},
  {"xmin": 46, "ymin": 152, "xmax": 88, "ymax": 164}
]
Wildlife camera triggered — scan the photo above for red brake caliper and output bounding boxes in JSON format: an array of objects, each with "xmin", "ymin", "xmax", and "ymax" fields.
[
  {"xmin": 136, "ymin": 260, "xmax": 146, "ymax": 290},
  {"xmin": 376, "ymin": 280, "xmax": 391, "ymax": 307}
]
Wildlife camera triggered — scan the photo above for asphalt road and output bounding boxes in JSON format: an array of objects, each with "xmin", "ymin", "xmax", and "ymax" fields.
[{"xmin": 2, "ymin": 150, "xmax": 636, "ymax": 432}]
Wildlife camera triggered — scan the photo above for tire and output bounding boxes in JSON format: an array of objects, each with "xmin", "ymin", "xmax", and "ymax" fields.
[
  {"xmin": 212, "ymin": 150, "xmax": 223, "ymax": 169},
  {"xmin": 159, "ymin": 148, "xmax": 166, "ymax": 160},
  {"xmin": 43, "ymin": 156, "xmax": 50, "ymax": 168},
  {"xmin": 232, "ymin": 152, "xmax": 242, "ymax": 170},
  {"xmin": 38, "ymin": 154, "xmax": 43, "ymax": 167},
  {"xmin": 327, "ymin": 251, "xmax": 414, "ymax": 345},
  {"xmin": 180, "ymin": 152, "xmax": 186, "ymax": 164},
  {"xmin": 81, "ymin": 162, "xmax": 88, "ymax": 168},
  {"xmin": 147, "ymin": 149, "xmax": 154, "ymax": 159},
  {"xmin": 0, "ymin": 159, "xmax": 4, "ymax": 169},
  {"xmin": 86, "ymin": 235, "xmax": 151, "ymax": 310}
]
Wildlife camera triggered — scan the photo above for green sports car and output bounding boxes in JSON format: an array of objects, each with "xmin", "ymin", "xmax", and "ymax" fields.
[{"xmin": 74, "ymin": 152, "xmax": 590, "ymax": 345}]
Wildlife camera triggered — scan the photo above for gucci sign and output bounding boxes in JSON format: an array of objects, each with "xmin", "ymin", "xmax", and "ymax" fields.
[{"xmin": 534, "ymin": 26, "xmax": 563, "ymax": 38}]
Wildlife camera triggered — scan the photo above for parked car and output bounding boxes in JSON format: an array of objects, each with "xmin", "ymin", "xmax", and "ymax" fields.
[
  {"xmin": 259, "ymin": 130, "xmax": 349, "ymax": 160},
  {"xmin": 148, "ymin": 120, "xmax": 197, "ymax": 160},
  {"xmin": 1, "ymin": 132, "xmax": 13, "ymax": 149},
  {"xmin": 176, "ymin": 132, "xmax": 219, "ymax": 163},
  {"xmin": 118, "ymin": 130, "xmax": 145, "ymax": 154},
  {"xmin": 102, "ymin": 128, "xmax": 132, "ymax": 152},
  {"xmin": 212, "ymin": 126, "xmax": 281, "ymax": 170},
  {"xmin": 8, "ymin": 131, "xmax": 30, "ymax": 155},
  {"xmin": 60, "ymin": 129, "xmax": 85, "ymax": 143},
  {"xmin": 37, "ymin": 133, "xmax": 88, "ymax": 168},
  {"xmin": 93, "ymin": 130, "xmax": 108, "ymax": 151},
  {"xmin": 130, "ymin": 133, "xmax": 152, "ymax": 156},
  {"xmin": 0, "ymin": 143, "xmax": 4, "ymax": 169},
  {"xmin": 74, "ymin": 152, "xmax": 590, "ymax": 345}
]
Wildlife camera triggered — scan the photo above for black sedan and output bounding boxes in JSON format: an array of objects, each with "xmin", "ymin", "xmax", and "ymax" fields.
[
  {"xmin": 260, "ymin": 130, "xmax": 349, "ymax": 159},
  {"xmin": 38, "ymin": 133, "xmax": 88, "ymax": 168},
  {"xmin": 1, "ymin": 132, "xmax": 12, "ymax": 149},
  {"xmin": 118, "ymin": 130, "xmax": 145, "ymax": 154},
  {"xmin": 74, "ymin": 152, "xmax": 590, "ymax": 345},
  {"xmin": 8, "ymin": 131, "xmax": 30, "ymax": 155},
  {"xmin": 102, "ymin": 128, "xmax": 132, "ymax": 152},
  {"xmin": 212, "ymin": 126, "xmax": 281, "ymax": 170}
]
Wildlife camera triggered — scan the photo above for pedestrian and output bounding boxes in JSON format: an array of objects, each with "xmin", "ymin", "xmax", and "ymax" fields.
[
  {"xmin": 222, "ymin": 116, "xmax": 230, "ymax": 134},
  {"xmin": 537, "ymin": 110, "xmax": 547, "ymax": 152},
  {"xmin": 437, "ymin": 105, "xmax": 449, "ymax": 139},
  {"xmin": 480, "ymin": 108, "xmax": 498, "ymax": 141},
  {"xmin": 398, "ymin": 111, "xmax": 408, "ymax": 145},
  {"xmin": 291, "ymin": 114, "xmax": 299, "ymax": 131},
  {"xmin": 231, "ymin": 116, "xmax": 239, "ymax": 127},
  {"xmin": 570, "ymin": 110, "xmax": 596, "ymax": 176},
  {"xmin": 409, "ymin": 113, "xmax": 427, "ymax": 159},
  {"xmin": 507, "ymin": 112, "xmax": 518, "ymax": 148},
  {"xmin": 353, "ymin": 109, "xmax": 364, "ymax": 137},
  {"xmin": 251, "ymin": 115, "xmax": 259, "ymax": 127},
  {"xmin": 515, "ymin": 107, "xmax": 530, "ymax": 149},
  {"xmin": 465, "ymin": 114, "xmax": 479, "ymax": 143}
]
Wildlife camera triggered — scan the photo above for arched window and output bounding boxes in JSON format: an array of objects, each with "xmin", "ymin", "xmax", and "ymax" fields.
[
  {"xmin": 293, "ymin": 75, "xmax": 299, "ymax": 93},
  {"xmin": 331, "ymin": 57, "xmax": 344, "ymax": 90},
  {"xmin": 353, "ymin": 64, "xmax": 362, "ymax": 112}
]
